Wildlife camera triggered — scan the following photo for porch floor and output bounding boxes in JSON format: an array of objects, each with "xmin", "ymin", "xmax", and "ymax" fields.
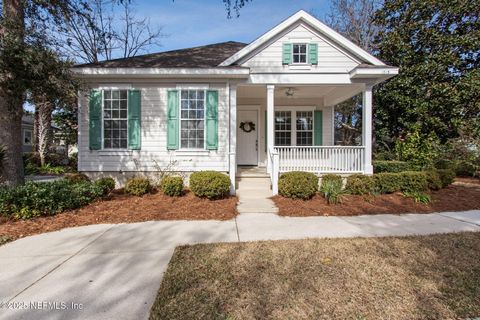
[{"xmin": 236, "ymin": 166, "xmax": 269, "ymax": 178}]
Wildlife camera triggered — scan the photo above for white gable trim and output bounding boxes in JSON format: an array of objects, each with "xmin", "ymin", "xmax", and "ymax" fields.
[{"xmin": 220, "ymin": 10, "xmax": 385, "ymax": 67}]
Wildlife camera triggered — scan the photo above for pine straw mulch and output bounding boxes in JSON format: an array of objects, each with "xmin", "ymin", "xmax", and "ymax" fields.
[
  {"xmin": 272, "ymin": 184, "xmax": 480, "ymax": 217},
  {"xmin": 0, "ymin": 190, "xmax": 238, "ymax": 242}
]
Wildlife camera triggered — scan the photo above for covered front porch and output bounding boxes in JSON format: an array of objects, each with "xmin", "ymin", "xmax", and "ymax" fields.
[{"xmin": 229, "ymin": 82, "xmax": 374, "ymax": 195}]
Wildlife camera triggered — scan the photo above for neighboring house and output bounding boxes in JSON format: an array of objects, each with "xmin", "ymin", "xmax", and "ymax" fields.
[
  {"xmin": 73, "ymin": 10, "xmax": 398, "ymax": 194},
  {"xmin": 22, "ymin": 115, "xmax": 68, "ymax": 155},
  {"xmin": 22, "ymin": 115, "xmax": 35, "ymax": 153}
]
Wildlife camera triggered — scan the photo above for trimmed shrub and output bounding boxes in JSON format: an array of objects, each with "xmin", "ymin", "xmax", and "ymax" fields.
[
  {"xmin": 345, "ymin": 174, "xmax": 375, "ymax": 195},
  {"xmin": 95, "ymin": 177, "xmax": 116, "ymax": 195},
  {"xmin": 436, "ymin": 169, "xmax": 455, "ymax": 188},
  {"xmin": 425, "ymin": 171, "xmax": 442, "ymax": 190},
  {"xmin": 434, "ymin": 158, "xmax": 456, "ymax": 171},
  {"xmin": 190, "ymin": 171, "xmax": 231, "ymax": 200},
  {"xmin": 0, "ymin": 180, "xmax": 103, "ymax": 219},
  {"xmin": 398, "ymin": 171, "xmax": 428, "ymax": 193},
  {"xmin": 373, "ymin": 160, "xmax": 414, "ymax": 173},
  {"xmin": 160, "ymin": 176, "xmax": 184, "ymax": 197},
  {"xmin": 455, "ymin": 160, "xmax": 477, "ymax": 177},
  {"xmin": 373, "ymin": 173, "xmax": 402, "ymax": 194},
  {"xmin": 125, "ymin": 177, "xmax": 151, "ymax": 196},
  {"xmin": 65, "ymin": 173, "xmax": 90, "ymax": 183},
  {"xmin": 278, "ymin": 171, "xmax": 318, "ymax": 200}
]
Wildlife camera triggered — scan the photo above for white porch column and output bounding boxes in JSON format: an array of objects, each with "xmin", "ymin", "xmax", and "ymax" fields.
[
  {"xmin": 266, "ymin": 84, "xmax": 275, "ymax": 173},
  {"xmin": 362, "ymin": 84, "xmax": 374, "ymax": 174},
  {"xmin": 229, "ymin": 83, "xmax": 237, "ymax": 195}
]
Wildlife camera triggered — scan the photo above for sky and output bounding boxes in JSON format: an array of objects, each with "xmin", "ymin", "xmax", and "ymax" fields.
[{"xmin": 134, "ymin": 0, "xmax": 331, "ymax": 53}]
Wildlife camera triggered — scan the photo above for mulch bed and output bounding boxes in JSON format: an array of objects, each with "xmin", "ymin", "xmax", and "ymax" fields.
[
  {"xmin": 273, "ymin": 184, "xmax": 480, "ymax": 217},
  {"xmin": 0, "ymin": 190, "xmax": 238, "ymax": 241}
]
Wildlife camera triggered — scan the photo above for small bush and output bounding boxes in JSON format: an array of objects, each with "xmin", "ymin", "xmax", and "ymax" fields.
[
  {"xmin": 0, "ymin": 180, "xmax": 103, "ymax": 219},
  {"xmin": 65, "ymin": 173, "xmax": 90, "ymax": 183},
  {"xmin": 278, "ymin": 171, "xmax": 318, "ymax": 200},
  {"xmin": 373, "ymin": 160, "xmax": 414, "ymax": 173},
  {"xmin": 189, "ymin": 171, "xmax": 230, "ymax": 200},
  {"xmin": 436, "ymin": 169, "xmax": 455, "ymax": 188},
  {"xmin": 345, "ymin": 174, "xmax": 375, "ymax": 195},
  {"xmin": 397, "ymin": 171, "xmax": 428, "ymax": 193},
  {"xmin": 320, "ymin": 174, "xmax": 342, "ymax": 190},
  {"xmin": 25, "ymin": 162, "xmax": 39, "ymax": 175},
  {"xmin": 434, "ymin": 158, "xmax": 456, "ymax": 170},
  {"xmin": 373, "ymin": 173, "xmax": 401, "ymax": 194},
  {"xmin": 39, "ymin": 164, "xmax": 66, "ymax": 175},
  {"xmin": 160, "ymin": 176, "xmax": 184, "ymax": 197},
  {"xmin": 425, "ymin": 171, "xmax": 442, "ymax": 190},
  {"xmin": 455, "ymin": 160, "xmax": 477, "ymax": 177},
  {"xmin": 95, "ymin": 177, "xmax": 116, "ymax": 195},
  {"xmin": 125, "ymin": 177, "xmax": 151, "ymax": 196},
  {"xmin": 403, "ymin": 191, "xmax": 431, "ymax": 204},
  {"xmin": 319, "ymin": 179, "xmax": 344, "ymax": 204}
]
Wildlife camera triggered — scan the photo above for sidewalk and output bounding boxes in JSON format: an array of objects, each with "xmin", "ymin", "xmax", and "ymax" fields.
[{"xmin": 0, "ymin": 210, "xmax": 479, "ymax": 320}]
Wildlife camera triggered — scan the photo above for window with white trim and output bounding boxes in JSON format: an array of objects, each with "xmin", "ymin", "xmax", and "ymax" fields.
[
  {"xmin": 103, "ymin": 90, "xmax": 128, "ymax": 149},
  {"xmin": 292, "ymin": 44, "xmax": 307, "ymax": 64},
  {"xmin": 23, "ymin": 129, "xmax": 32, "ymax": 145},
  {"xmin": 296, "ymin": 111, "xmax": 313, "ymax": 146},
  {"xmin": 274, "ymin": 111, "xmax": 292, "ymax": 146},
  {"xmin": 180, "ymin": 90, "xmax": 205, "ymax": 149}
]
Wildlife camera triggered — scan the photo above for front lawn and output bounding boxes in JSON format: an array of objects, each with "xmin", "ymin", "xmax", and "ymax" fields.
[{"xmin": 150, "ymin": 232, "xmax": 480, "ymax": 320}]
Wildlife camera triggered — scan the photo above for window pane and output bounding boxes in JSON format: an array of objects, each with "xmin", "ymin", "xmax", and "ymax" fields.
[
  {"xmin": 120, "ymin": 90, "xmax": 127, "ymax": 100},
  {"xmin": 104, "ymin": 90, "xmax": 111, "ymax": 99},
  {"xmin": 120, "ymin": 100, "xmax": 127, "ymax": 110},
  {"xmin": 112, "ymin": 91, "xmax": 119, "ymax": 99},
  {"xmin": 293, "ymin": 45, "xmax": 299, "ymax": 54}
]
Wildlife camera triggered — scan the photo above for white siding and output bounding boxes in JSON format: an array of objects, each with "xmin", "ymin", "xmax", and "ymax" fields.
[
  {"xmin": 241, "ymin": 23, "xmax": 361, "ymax": 73},
  {"xmin": 78, "ymin": 82, "xmax": 229, "ymax": 173}
]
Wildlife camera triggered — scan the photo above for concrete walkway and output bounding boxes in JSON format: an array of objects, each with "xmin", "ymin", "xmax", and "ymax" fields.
[
  {"xmin": 1, "ymin": 210, "xmax": 480, "ymax": 320},
  {"xmin": 236, "ymin": 177, "xmax": 278, "ymax": 213}
]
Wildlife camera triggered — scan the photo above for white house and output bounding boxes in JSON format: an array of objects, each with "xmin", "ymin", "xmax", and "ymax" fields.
[{"xmin": 73, "ymin": 10, "xmax": 398, "ymax": 195}]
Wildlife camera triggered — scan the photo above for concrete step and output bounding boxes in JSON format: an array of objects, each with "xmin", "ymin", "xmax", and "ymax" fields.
[{"xmin": 235, "ymin": 177, "xmax": 278, "ymax": 214}]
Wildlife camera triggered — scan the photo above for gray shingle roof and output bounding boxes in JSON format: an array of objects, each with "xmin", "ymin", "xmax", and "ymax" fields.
[{"xmin": 75, "ymin": 41, "xmax": 248, "ymax": 68}]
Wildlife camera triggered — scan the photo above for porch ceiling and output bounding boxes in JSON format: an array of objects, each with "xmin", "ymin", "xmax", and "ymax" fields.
[{"xmin": 237, "ymin": 84, "xmax": 364, "ymax": 106}]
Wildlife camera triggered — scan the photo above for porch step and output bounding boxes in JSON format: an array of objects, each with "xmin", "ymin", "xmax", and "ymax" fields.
[
  {"xmin": 236, "ymin": 177, "xmax": 278, "ymax": 214},
  {"xmin": 236, "ymin": 166, "xmax": 269, "ymax": 178}
]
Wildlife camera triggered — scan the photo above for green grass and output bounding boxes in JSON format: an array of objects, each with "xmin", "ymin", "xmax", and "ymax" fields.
[{"xmin": 150, "ymin": 232, "xmax": 480, "ymax": 320}]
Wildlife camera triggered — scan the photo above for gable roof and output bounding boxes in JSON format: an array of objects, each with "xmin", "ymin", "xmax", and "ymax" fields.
[
  {"xmin": 220, "ymin": 10, "xmax": 385, "ymax": 67},
  {"xmin": 75, "ymin": 41, "xmax": 247, "ymax": 68}
]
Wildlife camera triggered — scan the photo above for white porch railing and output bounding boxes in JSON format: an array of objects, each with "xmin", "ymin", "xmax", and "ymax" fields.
[
  {"xmin": 269, "ymin": 146, "xmax": 365, "ymax": 195},
  {"xmin": 275, "ymin": 146, "xmax": 365, "ymax": 173}
]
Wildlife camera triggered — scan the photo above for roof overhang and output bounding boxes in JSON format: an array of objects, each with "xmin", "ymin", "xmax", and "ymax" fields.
[
  {"xmin": 349, "ymin": 66, "xmax": 399, "ymax": 83},
  {"xmin": 72, "ymin": 67, "xmax": 250, "ymax": 79},
  {"xmin": 220, "ymin": 10, "xmax": 386, "ymax": 67}
]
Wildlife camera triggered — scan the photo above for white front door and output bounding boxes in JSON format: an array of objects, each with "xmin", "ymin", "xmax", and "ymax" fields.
[{"xmin": 237, "ymin": 110, "xmax": 258, "ymax": 165}]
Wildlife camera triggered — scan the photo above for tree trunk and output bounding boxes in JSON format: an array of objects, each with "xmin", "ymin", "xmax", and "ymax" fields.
[
  {"xmin": 36, "ymin": 96, "xmax": 54, "ymax": 167},
  {"xmin": 33, "ymin": 105, "xmax": 40, "ymax": 152},
  {"xmin": 0, "ymin": 0, "xmax": 25, "ymax": 186}
]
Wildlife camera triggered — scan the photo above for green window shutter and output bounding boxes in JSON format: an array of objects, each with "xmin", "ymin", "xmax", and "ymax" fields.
[
  {"xmin": 314, "ymin": 110, "xmax": 323, "ymax": 146},
  {"xmin": 264, "ymin": 110, "xmax": 267, "ymax": 152},
  {"xmin": 167, "ymin": 90, "xmax": 179, "ymax": 150},
  {"xmin": 89, "ymin": 90, "xmax": 102, "ymax": 150},
  {"xmin": 309, "ymin": 43, "xmax": 318, "ymax": 65},
  {"xmin": 205, "ymin": 90, "xmax": 218, "ymax": 150},
  {"xmin": 128, "ymin": 90, "xmax": 141, "ymax": 150},
  {"xmin": 282, "ymin": 43, "xmax": 292, "ymax": 65}
]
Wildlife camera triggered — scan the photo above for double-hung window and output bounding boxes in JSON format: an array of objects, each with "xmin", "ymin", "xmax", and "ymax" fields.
[
  {"xmin": 296, "ymin": 111, "xmax": 313, "ymax": 146},
  {"xmin": 274, "ymin": 110, "xmax": 314, "ymax": 146},
  {"xmin": 23, "ymin": 129, "xmax": 32, "ymax": 145},
  {"xmin": 103, "ymin": 90, "xmax": 128, "ymax": 149},
  {"xmin": 274, "ymin": 111, "xmax": 292, "ymax": 146},
  {"xmin": 180, "ymin": 90, "xmax": 205, "ymax": 149},
  {"xmin": 292, "ymin": 44, "xmax": 307, "ymax": 64}
]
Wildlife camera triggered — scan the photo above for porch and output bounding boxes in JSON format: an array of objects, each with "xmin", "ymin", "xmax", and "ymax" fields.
[{"xmin": 229, "ymin": 83, "xmax": 374, "ymax": 195}]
